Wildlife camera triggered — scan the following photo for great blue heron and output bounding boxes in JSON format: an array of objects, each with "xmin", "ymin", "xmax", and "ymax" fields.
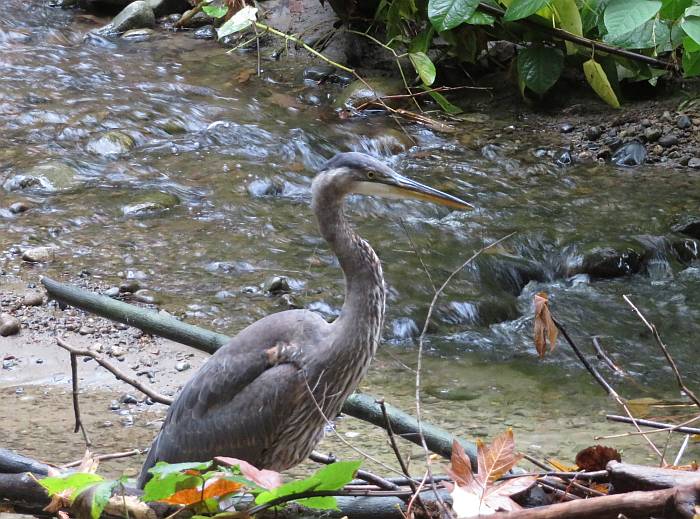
[{"xmin": 137, "ymin": 152, "xmax": 471, "ymax": 487}]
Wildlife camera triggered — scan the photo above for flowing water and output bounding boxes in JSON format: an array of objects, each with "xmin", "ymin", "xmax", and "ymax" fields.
[{"xmin": 1, "ymin": 0, "xmax": 699, "ymax": 478}]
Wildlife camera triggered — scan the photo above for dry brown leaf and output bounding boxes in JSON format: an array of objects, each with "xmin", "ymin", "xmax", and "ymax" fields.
[
  {"xmin": 215, "ymin": 456, "xmax": 282, "ymax": 490},
  {"xmin": 478, "ymin": 428, "xmax": 523, "ymax": 483},
  {"xmin": 162, "ymin": 478, "xmax": 243, "ymax": 505},
  {"xmin": 43, "ymin": 489, "xmax": 72, "ymax": 513},
  {"xmin": 590, "ymin": 482, "xmax": 611, "ymax": 494},
  {"xmin": 448, "ymin": 440, "xmax": 474, "ymax": 487},
  {"xmin": 575, "ymin": 445, "xmax": 621, "ymax": 471},
  {"xmin": 78, "ymin": 449, "xmax": 99, "ymax": 474},
  {"xmin": 533, "ymin": 292, "xmax": 558, "ymax": 358},
  {"xmin": 545, "ymin": 458, "xmax": 578, "ymax": 472}
]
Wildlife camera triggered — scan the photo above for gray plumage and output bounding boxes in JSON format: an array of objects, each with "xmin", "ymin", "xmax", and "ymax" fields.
[{"xmin": 137, "ymin": 152, "xmax": 470, "ymax": 488}]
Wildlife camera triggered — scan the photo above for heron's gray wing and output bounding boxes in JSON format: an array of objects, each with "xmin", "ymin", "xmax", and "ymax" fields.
[{"xmin": 143, "ymin": 310, "xmax": 329, "ymax": 472}]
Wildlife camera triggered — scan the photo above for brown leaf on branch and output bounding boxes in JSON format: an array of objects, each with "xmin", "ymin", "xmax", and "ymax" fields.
[
  {"xmin": 575, "ymin": 445, "xmax": 621, "ymax": 471},
  {"xmin": 449, "ymin": 429, "xmax": 535, "ymax": 517},
  {"xmin": 533, "ymin": 292, "xmax": 558, "ymax": 357}
]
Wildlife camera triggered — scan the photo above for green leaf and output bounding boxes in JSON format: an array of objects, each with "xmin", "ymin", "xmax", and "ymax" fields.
[
  {"xmin": 604, "ymin": 0, "xmax": 661, "ymax": 37},
  {"xmin": 255, "ymin": 461, "xmax": 361, "ymax": 511},
  {"xmin": 88, "ymin": 481, "xmax": 117, "ymax": 519},
  {"xmin": 40, "ymin": 473, "xmax": 104, "ymax": 499},
  {"xmin": 217, "ymin": 5, "xmax": 258, "ymax": 39},
  {"xmin": 409, "ymin": 52, "xmax": 437, "ymax": 85},
  {"xmin": 142, "ymin": 473, "xmax": 201, "ymax": 502},
  {"xmin": 604, "ymin": 18, "xmax": 671, "ymax": 49},
  {"xmin": 503, "ymin": 0, "xmax": 550, "ymax": 21},
  {"xmin": 202, "ymin": 5, "xmax": 228, "ymax": 18},
  {"xmin": 681, "ymin": 15, "xmax": 700, "ymax": 45},
  {"xmin": 409, "ymin": 27, "xmax": 435, "ymax": 53},
  {"xmin": 428, "ymin": 90, "xmax": 463, "ymax": 114},
  {"xmin": 516, "ymin": 46, "xmax": 564, "ymax": 94},
  {"xmin": 465, "ymin": 10, "xmax": 496, "ymax": 24},
  {"xmin": 582, "ymin": 58, "xmax": 621, "ymax": 107},
  {"xmin": 683, "ymin": 36, "xmax": 700, "ymax": 75},
  {"xmin": 660, "ymin": 0, "xmax": 691, "ymax": 19},
  {"xmin": 552, "ymin": 0, "xmax": 583, "ymax": 53},
  {"xmin": 148, "ymin": 461, "xmax": 213, "ymax": 479},
  {"xmin": 428, "ymin": 0, "xmax": 480, "ymax": 31}
]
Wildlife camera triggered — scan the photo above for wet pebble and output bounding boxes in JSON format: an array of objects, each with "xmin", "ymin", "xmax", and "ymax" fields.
[
  {"xmin": 192, "ymin": 25, "xmax": 216, "ymax": 39},
  {"xmin": 303, "ymin": 64, "xmax": 335, "ymax": 82},
  {"xmin": 658, "ymin": 134, "xmax": 678, "ymax": 148},
  {"xmin": 9, "ymin": 202, "xmax": 30, "ymax": 214},
  {"xmin": 175, "ymin": 361, "xmax": 190, "ymax": 372},
  {"xmin": 643, "ymin": 127, "xmax": 661, "ymax": 142},
  {"xmin": 688, "ymin": 158, "xmax": 700, "ymax": 169},
  {"xmin": 120, "ymin": 394, "xmax": 139, "ymax": 404},
  {"xmin": 122, "ymin": 28, "xmax": 154, "ymax": 41},
  {"xmin": 0, "ymin": 313, "xmax": 20, "ymax": 336},
  {"xmin": 585, "ymin": 126, "xmax": 601, "ymax": 140},
  {"xmin": 22, "ymin": 246, "xmax": 56, "ymax": 263},
  {"xmin": 103, "ymin": 286, "xmax": 120, "ymax": 297},
  {"xmin": 611, "ymin": 141, "xmax": 646, "ymax": 166},
  {"xmin": 87, "ymin": 131, "xmax": 135, "ymax": 157},
  {"xmin": 559, "ymin": 122, "xmax": 574, "ymax": 133},
  {"xmin": 677, "ymin": 115, "xmax": 692, "ymax": 129},
  {"xmin": 109, "ymin": 400, "xmax": 120, "ymax": 411},
  {"xmin": 79, "ymin": 326, "xmax": 95, "ymax": 335},
  {"xmin": 265, "ymin": 276, "xmax": 290, "ymax": 295},
  {"xmin": 22, "ymin": 292, "xmax": 44, "ymax": 307},
  {"xmin": 133, "ymin": 289, "xmax": 159, "ymax": 304}
]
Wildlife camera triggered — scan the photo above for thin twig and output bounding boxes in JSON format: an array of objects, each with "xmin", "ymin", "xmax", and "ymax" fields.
[
  {"xmin": 416, "ymin": 232, "xmax": 516, "ymax": 517},
  {"xmin": 623, "ymin": 295, "xmax": 700, "ymax": 408},
  {"xmin": 377, "ymin": 399, "xmax": 429, "ymax": 516},
  {"xmin": 57, "ymin": 338, "xmax": 173, "ymax": 405},
  {"xmin": 70, "ymin": 353, "xmax": 92, "ymax": 447},
  {"xmin": 591, "ymin": 336, "xmax": 625, "ymax": 375},
  {"xmin": 61, "ymin": 449, "xmax": 144, "ymax": 469},
  {"xmin": 602, "ymin": 414, "xmax": 700, "ymax": 436},
  {"xmin": 550, "ymin": 318, "xmax": 665, "ymax": 461}
]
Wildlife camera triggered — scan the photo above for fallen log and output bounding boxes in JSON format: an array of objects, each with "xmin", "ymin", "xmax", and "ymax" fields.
[
  {"xmin": 0, "ymin": 448, "xmax": 51, "ymax": 476},
  {"xmin": 41, "ymin": 276, "xmax": 478, "ymax": 465},
  {"xmin": 607, "ymin": 460, "xmax": 700, "ymax": 493}
]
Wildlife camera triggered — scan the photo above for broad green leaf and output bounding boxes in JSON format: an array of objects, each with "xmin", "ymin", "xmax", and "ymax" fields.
[
  {"xmin": 148, "ymin": 461, "xmax": 213, "ymax": 479},
  {"xmin": 503, "ymin": 0, "xmax": 550, "ymax": 21},
  {"xmin": 682, "ymin": 36, "xmax": 700, "ymax": 75},
  {"xmin": 465, "ymin": 10, "xmax": 496, "ymax": 24},
  {"xmin": 516, "ymin": 46, "xmax": 564, "ymax": 94},
  {"xmin": 142, "ymin": 473, "xmax": 201, "ymax": 502},
  {"xmin": 428, "ymin": 90, "xmax": 463, "ymax": 114},
  {"xmin": 409, "ymin": 27, "xmax": 435, "ymax": 53},
  {"xmin": 428, "ymin": 0, "xmax": 480, "ymax": 31},
  {"xmin": 604, "ymin": 0, "xmax": 661, "ymax": 37},
  {"xmin": 581, "ymin": 0, "xmax": 609, "ymax": 34},
  {"xmin": 40, "ymin": 473, "xmax": 104, "ymax": 499},
  {"xmin": 681, "ymin": 15, "xmax": 700, "ymax": 45},
  {"xmin": 583, "ymin": 58, "xmax": 621, "ymax": 107},
  {"xmin": 88, "ymin": 481, "xmax": 117, "ymax": 519},
  {"xmin": 255, "ymin": 461, "xmax": 361, "ymax": 510},
  {"xmin": 552, "ymin": 0, "xmax": 583, "ymax": 54},
  {"xmin": 409, "ymin": 52, "xmax": 437, "ymax": 85},
  {"xmin": 604, "ymin": 18, "xmax": 671, "ymax": 49},
  {"xmin": 660, "ymin": 0, "xmax": 691, "ymax": 19},
  {"xmin": 202, "ymin": 5, "xmax": 228, "ymax": 18},
  {"xmin": 217, "ymin": 5, "xmax": 257, "ymax": 39}
]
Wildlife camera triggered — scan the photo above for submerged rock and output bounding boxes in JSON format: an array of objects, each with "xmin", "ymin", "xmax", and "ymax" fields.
[
  {"xmin": 581, "ymin": 247, "xmax": 642, "ymax": 278},
  {"xmin": 3, "ymin": 161, "xmax": 80, "ymax": 193},
  {"xmin": 22, "ymin": 246, "xmax": 57, "ymax": 263},
  {"xmin": 334, "ymin": 78, "xmax": 404, "ymax": 110},
  {"xmin": 611, "ymin": 141, "xmax": 646, "ymax": 166},
  {"xmin": 98, "ymin": 1, "xmax": 155, "ymax": 35},
  {"xmin": 671, "ymin": 215, "xmax": 700, "ymax": 239},
  {"xmin": 122, "ymin": 28, "xmax": 154, "ymax": 41},
  {"xmin": 87, "ymin": 131, "xmax": 135, "ymax": 156},
  {"xmin": 672, "ymin": 238, "xmax": 699, "ymax": 264},
  {"xmin": 121, "ymin": 191, "xmax": 180, "ymax": 217}
]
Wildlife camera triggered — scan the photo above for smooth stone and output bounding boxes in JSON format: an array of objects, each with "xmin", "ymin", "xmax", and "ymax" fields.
[
  {"xmin": 103, "ymin": 287, "xmax": 120, "ymax": 297},
  {"xmin": 107, "ymin": 1, "xmax": 155, "ymax": 34},
  {"xmin": 192, "ymin": 25, "xmax": 216, "ymax": 40},
  {"xmin": 658, "ymin": 134, "xmax": 678, "ymax": 147},
  {"xmin": 677, "ymin": 115, "xmax": 692, "ymax": 129},
  {"xmin": 175, "ymin": 361, "xmax": 190, "ymax": 372},
  {"xmin": 671, "ymin": 238, "xmax": 699, "ymax": 264},
  {"xmin": 585, "ymin": 126, "xmax": 601, "ymax": 140},
  {"xmin": 87, "ymin": 131, "xmax": 135, "ymax": 156},
  {"xmin": 22, "ymin": 292, "xmax": 44, "ymax": 307},
  {"xmin": 78, "ymin": 326, "xmax": 95, "ymax": 335},
  {"xmin": 581, "ymin": 247, "xmax": 642, "ymax": 278},
  {"xmin": 133, "ymin": 289, "xmax": 159, "ymax": 304},
  {"xmin": 672, "ymin": 216, "xmax": 700, "ymax": 239},
  {"xmin": 559, "ymin": 122, "xmax": 574, "ymax": 133},
  {"xmin": 0, "ymin": 314, "xmax": 20, "ymax": 337},
  {"xmin": 120, "ymin": 394, "xmax": 139, "ymax": 404},
  {"xmin": 265, "ymin": 276, "xmax": 290, "ymax": 295},
  {"xmin": 109, "ymin": 400, "xmax": 121, "ymax": 410},
  {"xmin": 643, "ymin": 127, "xmax": 661, "ymax": 142},
  {"xmin": 121, "ymin": 191, "xmax": 180, "ymax": 217},
  {"xmin": 611, "ymin": 141, "xmax": 646, "ymax": 166},
  {"xmin": 688, "ymin": 157, "xmax": 700, "ymax": 169},
  {"xmin": 556, "ymin": 149, "xmax": 572, "ymax": 166},
  {"xmin": 22, "ymin": 246, "xmax": 56, "ymax": 263},
  {"xmin": 303, "ymin": 64, "xmax": 335, "ymax": 82},
  {"xmin": 9, "ymin": 202, "xmax": 30, "ymax": 214},
  {"xmin": 334, "ymin": 77, "xmax": 404, "ymax": 110},
  {"xmin": 3, "ymin": 161, "xmax": 79, "ymax": 193},
  {"xmin": 247, "ymin": 179, "xmax": 282, "ymax": 198},
  {"xmin": 122, "ymin": 28, "xmax": 154, "ymax": 41}
]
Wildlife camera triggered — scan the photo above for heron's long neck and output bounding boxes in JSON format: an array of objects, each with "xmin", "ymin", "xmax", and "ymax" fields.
[{"xmin": 313, "ymin": 192, "xmax": 385, "ymax": 362}]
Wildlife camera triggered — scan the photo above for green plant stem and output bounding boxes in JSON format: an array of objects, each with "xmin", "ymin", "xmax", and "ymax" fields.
[{"xmin": 475, "ymin": 2, "xmax": 679, "ymax": 71}]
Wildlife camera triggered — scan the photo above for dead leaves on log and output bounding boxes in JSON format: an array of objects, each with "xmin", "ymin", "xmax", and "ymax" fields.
[{"xmin": 575, "ymin": 445, "xmax": 621, "ymax": 471}]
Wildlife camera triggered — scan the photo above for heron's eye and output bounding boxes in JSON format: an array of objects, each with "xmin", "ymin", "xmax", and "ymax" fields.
[{"xmin": 366, "ymin": 171, "xmax": 376, "ymax": 180}]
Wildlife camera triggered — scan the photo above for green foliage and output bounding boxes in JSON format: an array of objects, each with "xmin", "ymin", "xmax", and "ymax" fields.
[
  {"xmin": 90, "ymin": 481, "xmax": 118, "ymax": 519},
  {"xmin": 216, "ymin": 6, "xmax": 257, "ymax": 39},
  {"xmin": 503, "ymin": 0, "xmax": 550, "ymax": 21},
  {"xmin": 428, "ymin": 0, "xmax": 481, "ymax": 30},
  {"xmin": 583, "ymin": 58, "xmax": 621, "ymax": 107},
  {"xmin": 409, "ymin": 51, "xmax": 437, "ymax": 84},
  {"xmin": 517, "ymin": 46, "xmax": 564, "ymax": 94},
  {"xmin": 39, "ymin": 473, "xmax": 105, "ymax": 498},
  {"xmin": 603, "ymin": 0, "xmax": 662, "ymax": 37},
  {"xmin": 202, "ymin": 5, "xmax": 228, "ymax": 18},
  {"xmin": 255, "ymin": 461, "xmax": 362, "ymax": 511}
]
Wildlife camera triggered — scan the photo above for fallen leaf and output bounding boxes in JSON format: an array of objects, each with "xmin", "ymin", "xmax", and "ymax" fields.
[
  {"xmin": 448, "ymin": 440, "xmax": 474, "ymax": 487},
  {"xmin": 590, "ymin": 482, "xmax": 611, "ymax": 494},
  {"xmin": 78, "ymin": 449, "xmax": 99, "ymax": 474},
  {"xmin": 533, "ymin": 292, "xmax": 558, "ymax": 357},
  {"xmin": 43, "ymin": 489, "xmax": 72, "ymax": 513},
  {"xmin": 575, "ymin": 445, "xmax": 621, "ymax": 471},
  {"xmin": 215, "ymin": 457, "xmax": 283, "ymax": 490},
  {"xmin": 236, "ymin": 69, "xmax": 254, "ymax": 84},
  {"xmin": 545, "ymin": 458, "xmax": 578, "ymax": 472},
  {"xmin": 478, "ymin": 429, "xmax": 523, "ymax": 483},
  {"xmin": 162, "ymin": 477, "xmax": 243, "ymax": 505}
]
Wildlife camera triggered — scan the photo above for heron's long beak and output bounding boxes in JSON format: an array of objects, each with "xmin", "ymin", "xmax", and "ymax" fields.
[{"xmin": 352, "ymin": 173, "xmax": 473, "ymax": 210}]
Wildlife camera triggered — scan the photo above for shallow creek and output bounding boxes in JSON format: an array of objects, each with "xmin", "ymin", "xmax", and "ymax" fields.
[{"xmin": 1, "ymin": 0, "xmax": 699, "ymax": 478}]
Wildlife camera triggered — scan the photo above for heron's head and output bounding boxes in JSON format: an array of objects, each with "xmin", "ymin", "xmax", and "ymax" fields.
[{"xmin": 314, "ymin": 152, "xmax": 472, "ymax": 210}]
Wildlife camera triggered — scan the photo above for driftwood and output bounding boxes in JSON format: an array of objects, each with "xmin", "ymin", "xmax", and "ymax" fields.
[
  {"xmin": 41, "ymin": 277, "xmax": 478, "ymax": 465},
  {"xmin": 607, "ymin": 460, "xmax": 700, "ymax": 493},
  {"xmin": 0, "ymin": 448, "xmax": 51, "ymax": 476}
]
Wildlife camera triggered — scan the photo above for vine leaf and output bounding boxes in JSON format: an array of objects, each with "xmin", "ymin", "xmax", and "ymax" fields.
[
  {"xmin": 217, "ymin": 5, "xmax": 257, "ymax": 39},
  {"xmin": 603, "ymin": 0, "xmax": 662, "ymax": 37},
  {"xmin": 409, "ymin": 52, "xmax": 437, "ymax": 85},
  {"xmin": 504, "ymin": 0, "xmax": 550, "ymax": 21},
  {"xmin": 517, "ymin": 47, "xmax": 564, "ymax": 95},
  {"xmin": 552, "ymin": 0, "xmax": 583, "ymax": 53},
  {"xmin": 428, "ymin": 0, "xmax": 480, "ymax": 31},
  {"xmin": 583, "ymin": 58, "xmax": 621, "ymax": 108},
  {"xmin": 533, "ymin": 292, "xmax": 558, "ymax": 358}
]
